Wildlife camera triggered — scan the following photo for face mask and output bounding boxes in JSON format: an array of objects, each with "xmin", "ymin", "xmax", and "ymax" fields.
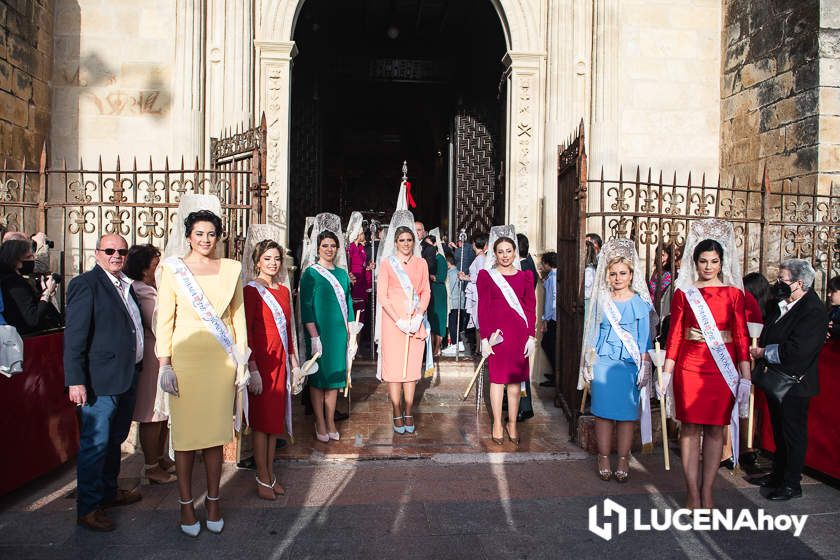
[
  {"xmin": 773, "ymin": 280, "xmax": 792, "ymax": 300},
  {"xmin": 19, "ymin": 260, "xmax": 35, "ymax": 275}
]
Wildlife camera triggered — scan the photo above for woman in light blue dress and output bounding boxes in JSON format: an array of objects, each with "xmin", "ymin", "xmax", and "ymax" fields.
[{"xmin": 579, "ymin": 239, "xmax": 655, "ymax": 483}]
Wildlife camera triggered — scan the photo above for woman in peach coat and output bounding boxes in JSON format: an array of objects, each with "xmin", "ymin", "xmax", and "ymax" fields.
[{"xmin": 376, "ymin": 216, "xmax": 431, "ymax": 435}]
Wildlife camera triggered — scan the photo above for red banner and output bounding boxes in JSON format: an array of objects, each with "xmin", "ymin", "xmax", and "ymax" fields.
[{"xmin": 0, "ymin": 332, "xmax": 78, "ymax": 496}]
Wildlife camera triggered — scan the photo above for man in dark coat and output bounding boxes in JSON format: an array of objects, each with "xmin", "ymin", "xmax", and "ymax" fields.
[
  {"xmin": 65, "ymin": 234, "xmax": 144, "ymax": 531},
  {"xmin": 415, "ymin": 220, "xmax": 437, "ymax": 279},
  {"xmin": 750, "ymin": 259, "xmax": 829, "ymax": 501}
]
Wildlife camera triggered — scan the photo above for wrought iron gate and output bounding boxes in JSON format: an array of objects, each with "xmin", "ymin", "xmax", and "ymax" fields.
[
  {"xmin": 554, "ymin": 122, "xmax": 588, "ymax": 424},
  {"xmin": 0, "ymin": 121, "xmax": 267, "ymax": 287}
]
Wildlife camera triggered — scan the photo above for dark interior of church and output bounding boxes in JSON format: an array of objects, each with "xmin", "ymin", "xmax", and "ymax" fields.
[{"xmin": 289, "ymin": 0, "xmax": 507, "ymax": 248}]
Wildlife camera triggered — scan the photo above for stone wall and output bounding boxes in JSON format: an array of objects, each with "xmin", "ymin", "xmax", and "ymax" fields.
[
  {"xmin": 51, "ymin": 0, "xmax": 176, "ymax": 166},
  {"xmin": 721, "ymin": 0, "xmax": 821, "ymax": 191},
  {"xmin": 0, "ymin": 0, "xmax": 53, "ymax": 164},
  {"xmin": 820, "ymin": 1, "xmax": 840, "ymax": 191},
  {"xmin": 588, "ymin": 0, "xmax": 721, "ymax": 179}
]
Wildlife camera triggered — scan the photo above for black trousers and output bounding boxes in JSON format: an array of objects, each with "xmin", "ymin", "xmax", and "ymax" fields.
[
  {"xmin": 447, "ymin": 309, "xmax": 468, "ymax": 346},
  {"xmin": 541, "ymin": 320, "xmax": 557, "ymax": 372},
  {"xmin": 767, "ymin": 394, "xmax": 811, "ymax": 490}
]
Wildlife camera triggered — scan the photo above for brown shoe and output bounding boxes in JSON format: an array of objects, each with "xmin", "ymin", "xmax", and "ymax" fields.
[
  {"xmin": 102, "ymin": 489, "xmax": 142, "ymax": 509},
  {"xmin": 77, "ymin": 509, "xmax": 115, "ymax": 532}
]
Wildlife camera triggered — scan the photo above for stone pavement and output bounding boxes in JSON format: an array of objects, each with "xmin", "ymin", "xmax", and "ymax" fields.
[
  {"xmin": 275, "ymin": 359, "xmax": 576, "ymax": 460},
  {"xmin": 2, "ymin": 359, "xmax": 839, "ymax": 559}
]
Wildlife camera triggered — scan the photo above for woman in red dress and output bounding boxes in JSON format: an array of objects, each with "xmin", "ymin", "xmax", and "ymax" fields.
[
  {"xmin": 663, "ymin": 222, "xmax": 751, "ymax": 509},
  {"xmin": 477, "ymin": 227, "xmax": 536, "ymax": 447},
  {"xmin": 244, "ymin": 240, "xmax": 300, "ymax": 500}
]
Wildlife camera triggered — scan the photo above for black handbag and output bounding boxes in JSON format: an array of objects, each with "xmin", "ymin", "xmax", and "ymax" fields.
[{"xmin": 754, "ymin": 363, "xmax": 804, "ymax": 403}]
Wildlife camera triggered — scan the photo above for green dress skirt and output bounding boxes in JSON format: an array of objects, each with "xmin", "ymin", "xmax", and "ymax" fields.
[
  {"xmin": 300, "ymin": 264, "xmax": 354, "ymax": 389},
  {"xmin": 428, "ymin": 254, "xmax": 449, "ymax": 337}
]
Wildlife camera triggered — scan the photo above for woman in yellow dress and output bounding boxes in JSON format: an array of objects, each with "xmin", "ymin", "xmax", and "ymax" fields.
[{"xmin": 156, "ymin": 206, "xmax": 248, "ymax": 537}]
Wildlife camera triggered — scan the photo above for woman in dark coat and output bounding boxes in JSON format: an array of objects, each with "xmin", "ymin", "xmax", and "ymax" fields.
[{"xmin": 0, "ymin": 239, "xmax": 60, "ymax": 334}]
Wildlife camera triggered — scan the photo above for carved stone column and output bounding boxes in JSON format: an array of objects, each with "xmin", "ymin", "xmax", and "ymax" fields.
[
  {"xmin": 254, "ymin": 40, "xmax": 297, "ymax": 244},
  {"xmin": 589, "ymin": 0, "xmax": 620, "ymax": 175},
  {"xmin": 172, "ymin": 0, "xmax": 207, "ymax": 163},
  {"xmin": 503, "ymin": 51, "xmax": 547, "ymax": 251},
  {"xmin": 205, "ymin": 0, "xmax": 253, "ymax": 146}
]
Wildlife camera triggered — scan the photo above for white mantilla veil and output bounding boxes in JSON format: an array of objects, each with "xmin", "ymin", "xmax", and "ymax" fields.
[
  {"xmin": 484, "ymin": 225, "xmax": 521, "ymax": 271},
  {"xmin": 162, "ymin": 194, "xmax": 224, "ymax": 261},
  {"xmin": 673, "ymin": 218, "xmax": 743, "ymax": 293},
  {"xmin": 307, "ymin": 213, "xmax": 347, "ymax": 271},
  {"xmin": 429, "ymin": 227, "xmax": 445, "ymax": 257},
  {"xmin": 346, "ymin": 211, "xmax": 364, "ymax": 245},
  {"xmin": 577, "ymin": 238, "xmax": 657, "ymax": 390},
  {"xmin": 374, "ymin": 209, "xmax": 419, "ymax": 378},
  {"xmin": 299, "ymin": 216, "xmax": 315, "ymax": 273}
]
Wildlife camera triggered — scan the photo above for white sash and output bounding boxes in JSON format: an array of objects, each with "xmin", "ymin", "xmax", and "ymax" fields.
[
  {"xmin": 682, "ymin": 287, "xmax": 739, "ymax": 393},
  {"xmin": 682, "ymin": 285, "xmax": 742, "ymax": 466},
  {"xmin": 311, "ymin": 263, "xmax": 349, "ymax": 328},
  {"xmin": 164, "ymin": 257, "xmax": 250, "ymax": 431},
  {"xmin": 248, "ymin": 281, "xmax": 293, "ymax": 438},
  {"xmin": 488, "ymin": 269, "xmax": 529, "ymax": 327},
  {"xmin": 388, "ymin": 256, "xmax": 434, "ymax": 374},
  {"xmin": 601, "ymin": 295, "xmax": 652, "ymax": 446}
]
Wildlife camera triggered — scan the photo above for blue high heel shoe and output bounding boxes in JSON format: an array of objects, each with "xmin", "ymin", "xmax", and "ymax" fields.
[
  {"xmin": 393, "ymin": 417, "xmax": 406, "ymax": 434},
  {"xmin": 205, "ymin": 495, "xmax": 224, "ymax": 534},
  {"xmin": 403, "ymin": 415, "xmax": 416, "ymax": 434}
]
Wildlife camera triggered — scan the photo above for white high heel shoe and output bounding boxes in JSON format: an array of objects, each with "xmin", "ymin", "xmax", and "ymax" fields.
[
  {"xmin": 178, "ymin": 498, "xmax": 201, "ymax": 537},
  {"xmin": 205, "ymin": 495, "xmax": 224, "ymax": 534}
]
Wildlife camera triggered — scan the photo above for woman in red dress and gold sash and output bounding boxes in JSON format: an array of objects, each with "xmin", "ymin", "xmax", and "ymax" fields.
[{"xmin": 662, "ymin": 219, "xmax": 751, "ymax": 509}]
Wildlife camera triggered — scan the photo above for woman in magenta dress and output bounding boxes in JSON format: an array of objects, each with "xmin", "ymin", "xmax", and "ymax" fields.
[
  {"xmin": 244, "ymin": 239, "xmax": 300, "ymax": 501},
  {"xmin": 346, "ymin": 212, "xmax": 369, "ymax": 324},
  {"xmin": 477, "ymin": 227, "xmax": 536, "ymax": 447},
  {"xmin": 663, "ymin": 220, "xmax": 751, "ymax": 509}
]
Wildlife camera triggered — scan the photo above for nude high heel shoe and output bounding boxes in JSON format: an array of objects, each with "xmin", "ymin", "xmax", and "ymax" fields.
[{"xmin": 596, "ymin": 455, "xmax": 613, "ymax": 482}]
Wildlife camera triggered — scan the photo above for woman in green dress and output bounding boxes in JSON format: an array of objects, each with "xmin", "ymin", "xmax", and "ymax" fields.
[
  {"xmin": 427, "ymin": 230, "xmax": 449, "ymax": 356},
  {"xmin": 300, "ymin": 228, "xmax": 356, "ymax": 442}
]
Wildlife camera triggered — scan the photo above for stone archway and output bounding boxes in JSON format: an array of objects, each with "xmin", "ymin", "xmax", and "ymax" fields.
[{"xmin": 254, "ymin": 0, "xmax": 546, "ymax": 247}]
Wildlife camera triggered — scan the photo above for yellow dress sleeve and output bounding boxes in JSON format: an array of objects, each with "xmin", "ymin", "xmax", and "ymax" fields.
[
  {"xmin": 155, "ymin": 264, "xmax": 177, "ymax": 359},
  {"xmin": 228, "ymin": 262, "xmax": 248, "ymax": 355}
]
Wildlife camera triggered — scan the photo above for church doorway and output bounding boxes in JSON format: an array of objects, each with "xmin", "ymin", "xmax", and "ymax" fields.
[{"xmin": 288, "ymin": 0, "xmax": 507, "ymax": 248}]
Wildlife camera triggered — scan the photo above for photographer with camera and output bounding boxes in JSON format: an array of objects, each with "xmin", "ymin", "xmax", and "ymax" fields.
[{"xmin": 0, "ymin": 239, "xmax": 63, "ymax": 335}]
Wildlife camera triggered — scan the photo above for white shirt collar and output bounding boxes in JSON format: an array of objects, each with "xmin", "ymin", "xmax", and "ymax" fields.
[
  {"xmin": 100, "ymin": 266, "xmax": 130, "ymax": 290},
  {"xmin": 777, "ymin": 295, "xmax": 802, "ymax": 317}
]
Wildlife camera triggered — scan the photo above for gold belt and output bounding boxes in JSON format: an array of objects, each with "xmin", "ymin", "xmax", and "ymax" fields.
[{"xmin": 685, "ymin": 327, "xmax": 732, "ymax": 343}]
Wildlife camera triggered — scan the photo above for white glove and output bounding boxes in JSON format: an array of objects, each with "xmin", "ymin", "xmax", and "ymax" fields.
[
  {"xmin": 291, "ymin": 367, "xmax": 305, "ymax": 395},
  {"xmin": 523, "ymin": 336, "xmax": 536, "ymax": 358},
  {"xmin": 409, "ymin": 315, "xmax": 423, "ymax": 334},
  {"xmin": 396, "ymin": 318, "xmax": 412, "ymax": 334},
  {"xmin": 582, "ymin": 365, "xmax": 594, "ymax": 384},
  {"xmin": 159, "ymin": 365, "xmax": 179, "ymax": 396},
  {"xmin": 348, "ymin": 321, "xmax": 364, "ymax": 336},
  {"xmin": 737, "ymin": 378, "xmax": 752, "ymax": 417},
  {"xmin": 656, "ymin": 372, "xmax": 672, "ymax": 400},
  {"xmin": 247, "ymin": 368, "xmax": 263, "ymax": 395},
  {"xmin": 637, "ymin": 361, "xmax": 652, "ymax": 389},
  {"xmin": 481, "ymin": 338, "xmax": 494, "ymax": 359},
  {"xmin": 347, "ymin": 343, "xmax": 358, "ymax": 364},
  {"xmin": 310, "ymin": 336, "xmax": 323, "ymax": 356}
]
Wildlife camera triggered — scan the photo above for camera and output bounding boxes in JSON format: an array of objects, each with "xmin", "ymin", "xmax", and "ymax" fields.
[{"xmin": 33, "ymin": 272, "xmax": 62, "ymax": 285}]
